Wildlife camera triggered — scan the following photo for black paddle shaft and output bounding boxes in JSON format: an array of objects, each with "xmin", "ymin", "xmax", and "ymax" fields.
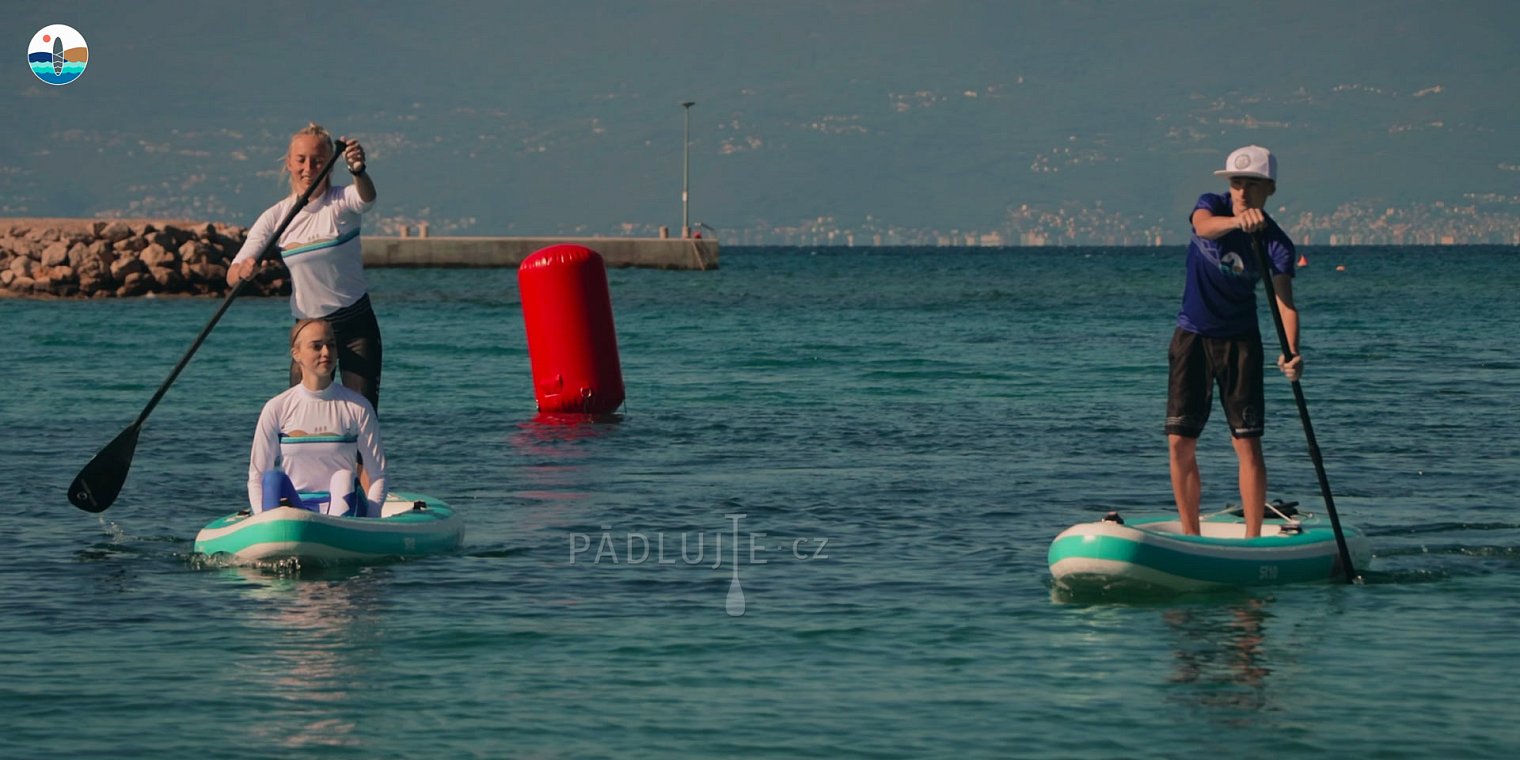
[
  {"xmin": 67, "ymin": 141, "xmax": 349, "ymax": 512},
  {"xmin": 1250, "ymin": 234, "xmax": 1359, "ymax": 582}
]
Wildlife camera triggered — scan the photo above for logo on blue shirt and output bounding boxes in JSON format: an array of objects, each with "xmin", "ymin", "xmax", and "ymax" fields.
[{"xmin": 1218, "ymin": 251, "xmax": 1247, "ymax": 277}]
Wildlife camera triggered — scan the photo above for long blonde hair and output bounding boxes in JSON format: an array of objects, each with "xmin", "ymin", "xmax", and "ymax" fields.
[{"xmin": 281, "ymin": 122, "xmax": 336, "ymax": 194}]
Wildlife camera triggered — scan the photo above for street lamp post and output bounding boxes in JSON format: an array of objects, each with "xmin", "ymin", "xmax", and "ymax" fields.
[{"xmin": 681, "ymin": 101, "xmax": 695, "ymax": 238}]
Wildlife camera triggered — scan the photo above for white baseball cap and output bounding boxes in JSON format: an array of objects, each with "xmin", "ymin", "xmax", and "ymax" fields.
[{"xmin": 1213, "ymin": 145, "xmax": 1277, "ymax": 182}]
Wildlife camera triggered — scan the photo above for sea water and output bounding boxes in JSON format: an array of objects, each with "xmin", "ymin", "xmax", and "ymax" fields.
[{"xmin": 2, "ymin": 246, "xmax": 1517, "ymax": 758}]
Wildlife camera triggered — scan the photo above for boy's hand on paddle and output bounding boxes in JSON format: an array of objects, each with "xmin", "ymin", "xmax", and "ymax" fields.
[
  {"xmin": 1277, "ymin": 353, "xmax": 1303, "ymax": 382},
  {"xmin": 1235, "ymin": 208, "xmax": 1268, "ymax": 233}
]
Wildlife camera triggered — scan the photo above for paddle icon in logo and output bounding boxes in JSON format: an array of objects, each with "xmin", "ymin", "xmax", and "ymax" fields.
[{"xmin": 28, "ymin": 25, "xmax": 89, "ymax": 86}]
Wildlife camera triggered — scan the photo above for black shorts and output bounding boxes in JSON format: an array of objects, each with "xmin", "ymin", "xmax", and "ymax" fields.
[
  {"xmin": 1165, "ymin": 327, "xmax": 1264, "ymax": 439},
  {"xmin": 290, "ymin": 294, "xmax": 383, "ymax": 411}
]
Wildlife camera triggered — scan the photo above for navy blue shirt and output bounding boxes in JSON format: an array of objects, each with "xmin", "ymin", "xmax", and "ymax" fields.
[{"xmin": 1177, "ymin": 193, "xmax": 1296, "ymax": 338}]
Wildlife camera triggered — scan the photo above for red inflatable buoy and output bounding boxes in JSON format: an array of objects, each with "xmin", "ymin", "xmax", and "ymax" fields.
[{"xmin": 518, "ymin": 245, "xmax": 626, "ymax": 414}]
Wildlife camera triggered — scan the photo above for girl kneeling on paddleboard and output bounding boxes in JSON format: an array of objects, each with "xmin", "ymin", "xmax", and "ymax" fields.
[{"xmin": 246, "ymin": 318, "xmax": 387, "ymax": 517}]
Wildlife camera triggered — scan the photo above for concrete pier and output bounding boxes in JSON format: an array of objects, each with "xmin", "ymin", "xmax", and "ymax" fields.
[
  {"xmin": 363, "ymin": 236, "xmax": 719, "ymax": 270},
  {"xmin": 2, "ymin": 217, "xmax": 722, "ymax": 299}
]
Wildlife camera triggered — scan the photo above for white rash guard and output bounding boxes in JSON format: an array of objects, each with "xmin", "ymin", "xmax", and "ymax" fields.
[
  {"xmin": 232, "ymin": 184, "xmax": 374, "ymax": 319},
  {"xmin": 247, "ymin": 382, "xmax": 387, "ymax": 511}
]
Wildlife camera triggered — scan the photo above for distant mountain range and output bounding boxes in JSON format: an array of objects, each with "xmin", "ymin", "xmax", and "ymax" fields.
[{"xmin": 4, "ymin": 2, "xmax": 1518, "ymax": 243}]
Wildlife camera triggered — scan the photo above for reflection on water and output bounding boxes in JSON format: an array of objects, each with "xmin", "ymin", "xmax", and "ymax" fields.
[
  {"xmin": 508, "ymin": 412, "xmax": 623, "ymax": 500},
  {"xmin": 525, "ymin": 411, "xmax": 625, "ymax": 430},
  {"xmin": 1163, "ymin": 596, "xmax": 1274, "ymax": 719},
  {"xmin": 513, "ymin": 413, "xmax": 626, "ymax": 452},
  {"xmin": 220, "ymin": 565, "xmax": 389, "ymax": 750}
]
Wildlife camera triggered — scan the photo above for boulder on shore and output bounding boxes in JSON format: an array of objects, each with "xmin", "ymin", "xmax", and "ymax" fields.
[{"xmin": 0, "ymin": 217, "xmax": 289, "ymax": 299}]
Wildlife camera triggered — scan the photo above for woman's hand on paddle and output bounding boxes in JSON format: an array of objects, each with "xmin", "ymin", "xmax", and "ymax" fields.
[
  {"xmin": 1277, "ymin": 352, "xmax": 1303, "ymax": 382},
  {"xmin": 340, "ymin": 136, "xmax": 376, "ymax": 202},
  {"xmin": 226, "ymin": 259, "xmax": 256, "ymax": 285},
  {"xmin": 227, "ymin": 259, "xmax": 256, "ymax": 285},
  {"xmin": 340, "ymin": 137, "xmax": 366, "ymax": 175}
]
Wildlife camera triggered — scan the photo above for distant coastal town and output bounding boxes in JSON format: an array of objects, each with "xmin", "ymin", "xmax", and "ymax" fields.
[
  {"xmin": 368, "ymin": 197, "xmax": 1520, "ymax": 248},
  {"xmin": 10, "ymin": 194, "xmax": 1517, "ymax": 250},
  {"xmin": 702, "ymin": 198, "xmax": 1520, "ymax": 247}
]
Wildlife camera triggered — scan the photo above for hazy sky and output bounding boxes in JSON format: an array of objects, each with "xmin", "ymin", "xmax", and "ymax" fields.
[{"xmin": 6, "ymin": 1, "xmax": 1518, "ymax": 237}]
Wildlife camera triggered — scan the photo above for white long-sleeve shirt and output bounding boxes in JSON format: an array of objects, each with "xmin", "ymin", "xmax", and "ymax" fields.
[
  {"xmin": 232, "ymin": 184, "xmax": 374, "ymax": 319},
  {"xmin": 247, "ymin": 383, "xmax": 387, "ymax": 511}
]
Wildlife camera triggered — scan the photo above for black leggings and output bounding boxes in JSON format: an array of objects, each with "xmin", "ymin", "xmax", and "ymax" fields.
[{"xmin": 292, "ymin": 294, "xmax": 383, "ymax": 411}]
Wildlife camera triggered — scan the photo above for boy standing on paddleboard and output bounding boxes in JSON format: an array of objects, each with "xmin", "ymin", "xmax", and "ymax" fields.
[{"xmin": 1166, "ymin": 145, "xmax": 1302, "ymax": 538}]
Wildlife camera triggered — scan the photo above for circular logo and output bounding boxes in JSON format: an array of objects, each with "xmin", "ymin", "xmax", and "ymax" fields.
[
  {"xmin": 1219, "ymin": 251, "xmax": 1247, "ymax": 276},
  {"xmin": 28, "ymin": 24, "xmax": 88, "ymax": 86},
  {"xmin": 1234, "ymin": 154, "xmax": 1253, "ymax": 170}
]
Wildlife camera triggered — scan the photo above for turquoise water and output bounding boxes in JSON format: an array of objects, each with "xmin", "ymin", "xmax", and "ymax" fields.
[{"xmin": 3, "ymin": 247, "xmax": 1518, "ymax": 758}]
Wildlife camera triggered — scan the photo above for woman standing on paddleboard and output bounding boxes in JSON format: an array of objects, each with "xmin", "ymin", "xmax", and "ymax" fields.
[{"xmin": 227, "ymin": 123, "xmax": 383, "ymax": 411}]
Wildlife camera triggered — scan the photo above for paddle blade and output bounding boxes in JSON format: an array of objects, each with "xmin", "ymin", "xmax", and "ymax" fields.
[{"xmin": 68, "ymin": 424, "xmax": 141, "ymax": 512}]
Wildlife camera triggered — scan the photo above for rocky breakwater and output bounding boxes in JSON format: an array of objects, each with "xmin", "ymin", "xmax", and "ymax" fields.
[{"xmin": 0, "ymin": 218, "xmax": 289, "ymax": 298}]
